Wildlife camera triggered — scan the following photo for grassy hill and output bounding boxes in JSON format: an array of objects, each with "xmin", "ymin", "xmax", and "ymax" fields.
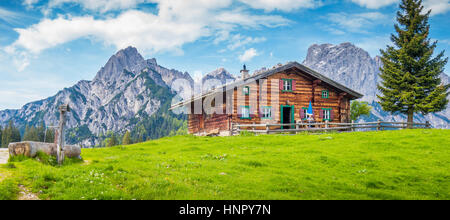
[{"xmin": 1, "ymin": 129, "xmax": 449, "ymax": 200}]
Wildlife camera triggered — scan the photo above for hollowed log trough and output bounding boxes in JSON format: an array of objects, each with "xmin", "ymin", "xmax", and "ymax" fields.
[{"xmin": 8, "ymin": 141, "xmax": 81, "ymax": 159}]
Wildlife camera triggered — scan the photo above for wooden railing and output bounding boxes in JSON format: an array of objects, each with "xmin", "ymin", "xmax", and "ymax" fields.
[{"xmin": 232, "ymin": 120, "xmax": 431, "ymax": 135}]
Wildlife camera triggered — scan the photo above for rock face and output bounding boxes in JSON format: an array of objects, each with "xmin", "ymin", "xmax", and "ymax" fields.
[
  {"xmin": 302, "ymin": 42, "xmax": 450, "ymax": 128},
  {"xmin": 0, "ymin": 46, "xmax": 194, "ymax": 146},
  {"xmin": 202, "ymin": 68, "xmax": 236, "ymax": 92}
]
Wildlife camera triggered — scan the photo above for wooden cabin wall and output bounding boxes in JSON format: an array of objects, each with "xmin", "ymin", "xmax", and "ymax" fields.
[
  {"xmin": 231, "ymin": 71, "xmax": 352, "ymax": 126},
  {"xmin": 188, "ymin": 96, "xmax": 230, "ymax": 135}
]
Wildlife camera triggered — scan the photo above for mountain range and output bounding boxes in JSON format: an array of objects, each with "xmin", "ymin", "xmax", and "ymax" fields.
[
  {"xmin": 303, "ymin": 42, "xmax": 450, "ymax": 128},
  {"xmin": 0, "ymin": 43, "xmax": 448, "ymax": 146}
]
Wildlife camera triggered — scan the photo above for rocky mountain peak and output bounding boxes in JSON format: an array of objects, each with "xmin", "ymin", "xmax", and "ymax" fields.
[
  {"xmin": 115, "ymin": 46, "xmax": 144, "ymax": 61},
  {"xmin": 205, "ymin": 67, "xmax": 232, "ymax": 78},
  {"xmin": 202, "ymin": 68, "xmax": 235, "ymax": 84},
  {"xmin": 303, "ymin": 42, "xmax": 381, "ymax": 101},
  {"xmin": 147, "ymin": 58, "xmax": 158, "ymax": 66},
  {"xmin": 93, "ymin": 46, "xmax": 146, "ymax": 83},
  {"xmin": 199, "ymin": 68, "xmax": 236, "ymax": 93}
]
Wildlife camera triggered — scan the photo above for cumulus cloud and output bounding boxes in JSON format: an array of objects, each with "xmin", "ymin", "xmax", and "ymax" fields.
[
  {"xmin": 5, "ymin": 0, "xmax": 289, "ymax": 71},
  {"xmin": 238, "ymin": 0, "xmax": 320, "ymax": 12},
  {"xmin": 239, "ymin": 48, "xmax": 259, "ymax": 62}
]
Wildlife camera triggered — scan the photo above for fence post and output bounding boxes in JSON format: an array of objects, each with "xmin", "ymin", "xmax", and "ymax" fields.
[
  {"xmin": 230, "ymin": 123, "xmax": 234, "ymax": 136},
  {"xmin": 295, "ymin": 122, "xmax": 299, "ymax": 134},
  {"xmin": 266, "ymin": 124, "xmax": 269, "ymax": 134},
  {"xmin": 351, "ymin": 120, "xmax": 355, "ymax": 132},
  {"xmin": 377, "ymin": 120, "xmax": 381, "ymax": 131},
  {"xmin": 252, "ymin": 122, "xmax": 255, "ymax": 132},
  {"xmin": 425, "ymin": 121, "xmax": 431, "ymax": 129},
  {"xmin": 325, "ymin": 120, "xmax": 329, "ymax": 132}
]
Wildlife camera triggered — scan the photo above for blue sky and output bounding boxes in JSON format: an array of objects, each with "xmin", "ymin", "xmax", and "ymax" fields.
[{"xmin": 0, "ymin": 0, "xmax": 449, "ymax": 110}]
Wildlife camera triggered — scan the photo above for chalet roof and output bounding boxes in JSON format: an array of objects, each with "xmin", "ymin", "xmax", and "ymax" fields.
[{"xmin": 170, "ymin": 61, "xmax": 363, "ymax": 110}]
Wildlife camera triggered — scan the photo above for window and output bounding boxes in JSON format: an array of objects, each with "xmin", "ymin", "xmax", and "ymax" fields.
[
  {"xmin": 322, "ymin": 108, "xmax": 331, "ymax": 121},
  {"xmin": 261, "ymin": 106, "xmax": 272, "ymax": 119},
  {"xmin": 282, "ymin": 79, "xmax": 293, "ymax": 92},
  {"xmin": 243, "ymin": 86, "xmax": 250, "ymax": 95},
  {"xmin": 240, "ymin": 106, "xmax": 250, "ymax": 119},
  {"xmin": 322, "ymin": 90, "xmax": 329, "ymax": 99},
  {"xmin": 301, "ymin": 107, "xmax": 308, "ymax": 120}
]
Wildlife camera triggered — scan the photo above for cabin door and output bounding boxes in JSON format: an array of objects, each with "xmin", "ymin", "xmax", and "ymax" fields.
[{"xmin": 281, "ymin": 105, "xmax": 294, "ymax": 129}]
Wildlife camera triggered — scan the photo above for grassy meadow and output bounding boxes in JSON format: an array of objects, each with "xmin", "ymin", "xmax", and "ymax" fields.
[{"xmin": 0, "ymin": 129, "xmax": 449, "ymax": 200}]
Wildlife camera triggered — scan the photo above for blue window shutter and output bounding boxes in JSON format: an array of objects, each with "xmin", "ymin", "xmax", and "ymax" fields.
[
  {"xmin": 320, "ymin": 109, "xmax": 323, "ymax": 119},
  {"xmin": 330, "ymin": 109, "xmax": 334, "ymax": 121},
  {"xmin": 300, "ymin": 108, "xmax": 305, "ymax": 120}
]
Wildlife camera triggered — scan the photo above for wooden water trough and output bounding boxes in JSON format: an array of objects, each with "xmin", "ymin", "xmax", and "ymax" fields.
[
  {"xmin": 8, "ymin": 142, "xmax": 81, "ymax": 158},
  {"xmin": 8, "ymin": 104, "xmax": 82, "ymax": 163}
]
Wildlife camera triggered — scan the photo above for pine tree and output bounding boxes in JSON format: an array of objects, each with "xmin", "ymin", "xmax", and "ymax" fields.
[
  {"xmin": 0, "ymin": 126, "xmax": 2, "ymax": 148},
  {"xmin": 378, "ymin": 0, "xmax": 449, "ymax": 128},
  {"xmin": 106, "ymin": 132, "xmax": 118, "ymax": 147},
  {"xmin": 45, "ymin": 128, "xmax": 55, "ymax": 143},
  {"xmin": 23, "ymin": 125, "xmax": 30, "ymax": 141},
  {"xmin": 1, "ymin": 126, "xmax": 8, "ymax": 148},
  {"xmin": 122, "ymin": 131, "xmax": 132, "ymax": 145},
  {"xmin": 11, "ymin": 124, "xmax": 21, "ymax": 143},
  {"xmin": 37, "ymin": 122, "xmax": 45, "ymax": 142},
  {"xmin": 23, "ymin": 125, "xmax": 39, "ymax": 142}
]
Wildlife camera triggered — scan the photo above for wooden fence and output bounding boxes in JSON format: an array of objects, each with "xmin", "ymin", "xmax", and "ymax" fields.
[{"xmin": 232, "ymin": 120, "xmax": 431, "ymax": 135}]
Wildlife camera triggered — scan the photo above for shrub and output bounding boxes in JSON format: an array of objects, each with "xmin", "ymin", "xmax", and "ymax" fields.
[{"xmin": 239, "ymin": 130, "xmax": 255, "ymax": 136}]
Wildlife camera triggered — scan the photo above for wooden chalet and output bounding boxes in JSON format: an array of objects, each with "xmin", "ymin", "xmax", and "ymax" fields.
[{"xmin": 170, "ymin": 62, "xmax": 363, "ymax": 136}]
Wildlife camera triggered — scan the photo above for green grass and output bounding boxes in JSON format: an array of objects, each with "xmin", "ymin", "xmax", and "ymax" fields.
[
  {"xmin": 0, "ymin": 129, "xmax": 449, "ymax": 200},
  {"xmin": 0, "ymin": 179, "xmax": 19, "ymax": 200}
]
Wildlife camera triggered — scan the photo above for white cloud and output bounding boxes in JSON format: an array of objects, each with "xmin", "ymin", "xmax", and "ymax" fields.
[
  {"xmin": 0, "ymin": 7, "xmax": 24, "ymax": 24},
  {"xmin": 238, "ymin": 0, "xmax": 320, "ymax": 12},
  {"xmin": 24, "ymin": 0, "xmax": 149, "ymax": 12},
  {"xmin": 227, "ymin": 34, "xmax": 266, "ymax": 50},
  {"xmin": 423, "ymin": 0, "xmax": 450, "ymax": 15},
  {"xmin": 239, "ymin": 48, "xmax": 259, "ymax": 62},
  {"xmin": 23, "ymin": 0, "xmax": 40, "ymax": 6},
  {"xmin": 351, "ymin": 0, "xmax": 450, "ymax": 15},
  {"xmin": 26, "ymin": 0, "xmax": 324, "ymax": 13},
  {"xmin": 5, "ymin": 0, "xmax": 289, "ymax": 70},
  {"xmin": 326, "ymin": 12, "xmax": 388, "ymax": 33},
  {"xmin": 350, "ymin": 0, "xmax": 398, "ymax": 9}
]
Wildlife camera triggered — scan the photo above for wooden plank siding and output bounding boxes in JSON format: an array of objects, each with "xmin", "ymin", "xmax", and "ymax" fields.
[{"xmin": 188, "ymin": 68, "xmax": 353, "ymax": 135}]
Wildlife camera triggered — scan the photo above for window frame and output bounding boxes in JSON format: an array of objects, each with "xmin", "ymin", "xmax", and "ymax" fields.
[
  {"xmin": 243, "ymin": 86, "xmax": 250, "ymax": 96},
  {"xmin": 240, "ymin": 105, "xmax": 251, "ymax": 119},
  {"xmin": 322, "ymin": 108, "xmax": 331, "ymax": 121},
  {"xmin": 322, "ymin": 90, "xmax": 329, "ymax": 99},
  {"xmin": 302, "ymin": 107, "xmax": 308, "ymax": 120},
  {"xmin": 261, "ymin": 106, "xmax": 272, "ymax": 119},
  {"xmin": 282, "ymin": 79, "xmax": 293, "ymax": 92}
]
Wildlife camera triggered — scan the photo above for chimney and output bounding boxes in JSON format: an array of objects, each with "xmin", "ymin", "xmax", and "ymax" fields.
[{"xmin": 240, "ymin": 64, "xmax": 250, "ymax": 79}]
